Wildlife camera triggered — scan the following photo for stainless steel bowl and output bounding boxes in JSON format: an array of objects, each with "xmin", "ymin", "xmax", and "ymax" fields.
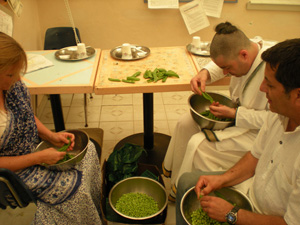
[
  {"xmin": 189, "ymin": 92, "xmax": 236, "ymax": 130},
  {"xmin": 109, "ymin": 177, "xmax": 168, "ymax": 220},
  {"xmin": 181, "ymin": 186, "xmax": 253, "ymax": 225},
  {"xmin": 34, "ymin": 129, "xmax": 89, "ymax": 171}
]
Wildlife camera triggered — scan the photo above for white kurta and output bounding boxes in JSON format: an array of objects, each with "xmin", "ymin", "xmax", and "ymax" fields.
[
  {"xmin": 249, "ymin": 113, "xmax": 300, "ymax": 225},
  {"xmin": 163, "ymin": 37, "xmax": 276, "ymax": 198}
]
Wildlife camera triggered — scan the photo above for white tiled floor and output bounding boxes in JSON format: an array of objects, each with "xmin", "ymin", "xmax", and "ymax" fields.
[{"xmin": 0, "ymin": 88, "xmax": 229, "ymax": 225}]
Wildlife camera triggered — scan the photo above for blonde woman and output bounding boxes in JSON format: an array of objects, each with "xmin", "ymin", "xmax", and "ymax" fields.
[{"xmin": 0, "ymin": 32, "xmax": 102, "ymax": 224}]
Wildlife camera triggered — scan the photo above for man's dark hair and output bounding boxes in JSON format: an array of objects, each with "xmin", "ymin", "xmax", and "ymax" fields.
[
  {"xmin": 262, "ymin": 38, "xmax": 300, "ymax": 93},
  {"xmin": 210, "ymin": 22, "xmax": 251, "ymax": 60}
]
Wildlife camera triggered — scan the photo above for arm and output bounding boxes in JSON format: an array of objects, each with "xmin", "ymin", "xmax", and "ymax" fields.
[
  {"xmin": 0, "ymin": 149, "xmax": 68, "ymax": 172},
  {"xmin": 235, "ymin": 210, "xmax": 287, "ymax": 225},
  {"xmin": 200, "ymin": 196, "xmax": 287, "ymax": 225},
  {"xmin": 235, "ymin": 106, "xmax": 270, "ymax": 129},
  {"xmin": 195, "ymin": 152, "xmax": 258, "ymax": 197},
  {"xmin": 191, "ymin": 61, "xmax": 226, "ymax": 95},
  {"xmin": 197, "ymin": 153, "xmax": 287, "ymax": 225},
  {"xmin": 0, "ymin": 117, "xmax": 74, "ymax": 172},
  {"xmin": 190, "ymin": 69, "xmax": 211, "ymax": 95},
  {"xmin": 35, "ymin": 116, "xmax": 74, "ymax": 148},
  {"xmin": 209, "ymin": 102, "xmax": 237, "ymax": 119}
]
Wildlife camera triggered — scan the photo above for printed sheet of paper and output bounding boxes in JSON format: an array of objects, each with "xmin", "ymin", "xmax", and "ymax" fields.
[
  {"xmin": 203, "ymin": 0, "xmax": 224, "ymax": 18},
  {"xmin": 180, "ymin": 0, "xmax": 210, "ymax": 35},
  {"xmin": 148, "ymin": 0, "xmax": 179, "ymax": 9},
  {"xmin": 26, "ymin": 54, "xmax": 54, "ymax": 74},
  {"xmin": 0, "ymin": 10, "xmax": 13, "ymax": 36}
]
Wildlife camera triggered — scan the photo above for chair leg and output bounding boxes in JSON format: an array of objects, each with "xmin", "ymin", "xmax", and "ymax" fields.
[{"xmin": 84, "ymin": 94, "xmax": 88, "ymax": 127}]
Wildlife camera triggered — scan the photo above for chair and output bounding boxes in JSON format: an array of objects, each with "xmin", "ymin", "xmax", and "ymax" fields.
[
  {"xmin": 0, "ymin": 168, "xmax": 36, "ymax": 209},
  {"xmin": 79, "ymin": 128, "xmax": 104, "ymax": 161},
  {"xmin": 43, "ymin": 27, "xmax": 91, "ymax": 127}
]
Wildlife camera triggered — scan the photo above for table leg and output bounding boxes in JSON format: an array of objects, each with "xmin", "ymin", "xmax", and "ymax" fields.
[
  {"xmin": 50, "ymin": 94, "xmax": 65, "ymax": 132},
  {"xmin": 114, "ymin": 93, "xmax": 171, "ymax": 173}
]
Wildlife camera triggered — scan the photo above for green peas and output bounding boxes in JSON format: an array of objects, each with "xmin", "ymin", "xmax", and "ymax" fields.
[
  {"xmin": 191, "ymin": 208, "xmax": 222, "ymax": 225},
  {"xmin": 115, "ymin": 192, "xmax": 159, "ymax": 218}
]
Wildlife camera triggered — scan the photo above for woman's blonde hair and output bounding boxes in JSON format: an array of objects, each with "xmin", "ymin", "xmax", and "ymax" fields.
[{"xmin": 0, "ymin": 32, "xmax": 27, "ymax": 75}]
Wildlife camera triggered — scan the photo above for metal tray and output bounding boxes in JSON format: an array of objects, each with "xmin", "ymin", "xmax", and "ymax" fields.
[
  {"xmin": 55, "ymin": 46, "xmax": 96, "ymax": 61},
  {"xmin": 186, "ymin": 42, "xmax": 210, "ymax": 57},
  {"xmin": 110, "ymin": 45, "xmax": 150, "ymax": 61}
]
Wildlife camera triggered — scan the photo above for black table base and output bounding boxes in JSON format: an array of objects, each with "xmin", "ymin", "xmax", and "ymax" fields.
[
  {"xmin": 50, "ymin": 94, "xmax": 65, "ymax": 132},
  {"xmin": 113, "ymin": 93, "xmax": 171, "ymax": 174}
]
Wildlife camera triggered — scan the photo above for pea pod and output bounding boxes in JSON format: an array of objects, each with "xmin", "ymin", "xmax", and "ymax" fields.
[
  {"xmin": 131, "ymin": 71, "xmax": 141, "ymax": 77},
  {"xmin": 165, "ymin": 70, "xmax": 179, "ymax": 78},
  {"xmin": 158, "ymin": 68, "xmax": 166, "ymax": 72},
  {"xmin": 57, "ymin": 137, "xmax": 71, "ymax": 152},
  {"xmin": 202, "ymin": 91, "xmax": 214, "ymax": 103},
  {"xmin": 122, "ymin": 79, "xmax": 135, "ymax": 84},
  {"xmin": 127, "ymin": 76, "xmax": 140, "ymax": 81},
  {"xmin": 143, "ymin": 70, "xmax": 152, "ymax": 79},
  {"xmin": 162, "ymin": 76, "xmax": 168, "ymax": 82},
  {"xmin": 56, "ymin": 137, "xmax": 74, "ymax": 164},
  {"xmin": 108, "ymin": 78, "xmax": 121, "ymax": 82}
]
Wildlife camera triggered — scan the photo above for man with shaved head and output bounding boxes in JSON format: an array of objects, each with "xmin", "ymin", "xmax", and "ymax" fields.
[{"xmin": 163, "ymin": 22, "xmax": 276, "ymax": 202}]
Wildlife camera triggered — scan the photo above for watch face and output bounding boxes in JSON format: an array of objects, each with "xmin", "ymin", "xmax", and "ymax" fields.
[
  {"xmin": 226, "ymin": 212, "xmax": 237, "ymax": 224},
  {"xmin": 228, "ymin": 213, "xmax": 236, "ymax": 222}
]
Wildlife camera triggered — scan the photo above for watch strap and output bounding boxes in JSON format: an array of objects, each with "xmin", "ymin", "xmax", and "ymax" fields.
[{"xmin": 231, "ymin": 205, "xmax": 240, "ymax": 213}]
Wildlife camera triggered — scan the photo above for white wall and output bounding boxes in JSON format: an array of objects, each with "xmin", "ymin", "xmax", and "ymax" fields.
[{"xmin": 9, "ymin": 0, "xmax": 300, "ymax": 51}]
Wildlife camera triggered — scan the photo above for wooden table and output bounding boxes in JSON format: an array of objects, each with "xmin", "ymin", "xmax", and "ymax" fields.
[
  {"xmin": 23, "ymin": 49, "xmax": 101, "ymax": 131},
  {"xmin": 94, "ymin": 46, "xmax": 198, "ymax": 171}
]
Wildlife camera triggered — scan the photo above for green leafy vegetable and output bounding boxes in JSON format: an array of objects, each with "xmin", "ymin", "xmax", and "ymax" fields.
[{"xmin": 106, "ymin": 143, "xmax": 146, "ymax": 186}]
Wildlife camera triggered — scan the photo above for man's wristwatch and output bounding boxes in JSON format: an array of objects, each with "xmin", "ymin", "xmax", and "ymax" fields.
[{"xmin": 225, "ymin": 205, "xmax": 240, "ymax": 225}]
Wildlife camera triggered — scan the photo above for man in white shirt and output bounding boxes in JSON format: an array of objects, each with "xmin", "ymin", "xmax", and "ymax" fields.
[
  {"xmin": 176, "ymin": 38, "xmax": 300, "ymax": 225},
  {"xmin": 163, "ymin": 21, "xmax": 275, "ymax": 201}
]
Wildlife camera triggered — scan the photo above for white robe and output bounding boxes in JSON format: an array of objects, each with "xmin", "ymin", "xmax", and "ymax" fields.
[{"xmin": 163, "ymin": 37, "xmax": 276, "ymax": 197}]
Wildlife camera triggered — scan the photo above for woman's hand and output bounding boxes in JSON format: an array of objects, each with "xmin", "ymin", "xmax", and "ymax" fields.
[
  {"xmin": 200, "ymin": 196, "xmax": 234, "ymax": 222},
  {"xmin": 47, "ymin": 132, "xmax": 75, "ymax": 151},
  {"xmin": 36, "ymin": 148, "xmax": 67, "ymax": 165},
  {"xmin": 190, "ymin": 69, "xmax": 211, "ymax": 95},
  {"xmin": 209, "ymin": 102, "xmax": 237, "ymax": 119}
]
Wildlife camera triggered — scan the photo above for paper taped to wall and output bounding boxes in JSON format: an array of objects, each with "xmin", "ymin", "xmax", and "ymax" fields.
[{"xmin": 180, "ymin": 0, "xmax": 210, "ymax": 35}]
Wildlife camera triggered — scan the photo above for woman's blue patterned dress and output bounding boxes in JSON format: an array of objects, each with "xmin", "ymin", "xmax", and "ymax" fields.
[{"xmin": 0, "ymin": 81, "xmax": 102, "ymax": 224}]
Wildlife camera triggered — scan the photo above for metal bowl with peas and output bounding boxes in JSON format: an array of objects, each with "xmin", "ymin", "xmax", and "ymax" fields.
[
  {"xmin": 189, "ymin": 92, "xmax": 237, "ymax": 131},
  {"xmin": 109, "ymin": 176, "xmax": 168, "ymax": 220},
  {"xmin": 34, "ymin": 129, "xmax": 89, "ymax": 171},
  {"xmin": 181, "ymin": 186, "xmax": 253, "ymax": 225}
]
